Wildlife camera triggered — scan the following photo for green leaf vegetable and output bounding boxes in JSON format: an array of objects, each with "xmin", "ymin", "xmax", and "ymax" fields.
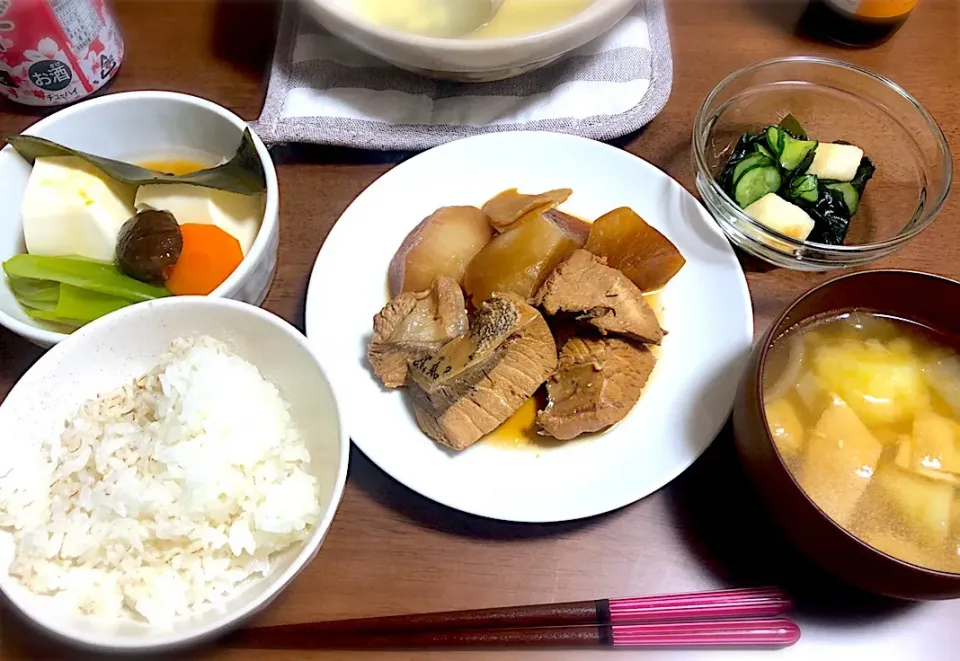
[
  {"xmin": 1, "ymin": 128, "xmax": 266, "ymax": 196},
  {"xmin": 3, "ymin": 255, "xmax": 170, "ymax": 328}
]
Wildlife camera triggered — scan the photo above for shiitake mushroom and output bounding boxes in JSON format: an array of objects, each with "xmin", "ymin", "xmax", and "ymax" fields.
[{"xmin": 116, "ymin": 210, "xmax": 183, "ymax": 283}]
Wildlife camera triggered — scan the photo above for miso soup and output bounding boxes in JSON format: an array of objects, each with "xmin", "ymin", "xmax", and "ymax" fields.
[{"xmin": 763, "ymin": 311, "xmax": 960, "ymax": 573}]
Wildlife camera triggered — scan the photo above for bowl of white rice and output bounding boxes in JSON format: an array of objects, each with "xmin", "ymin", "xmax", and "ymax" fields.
[{"xmin": 0, "ymin": 297, "xmax": 349, "ymax": 652}]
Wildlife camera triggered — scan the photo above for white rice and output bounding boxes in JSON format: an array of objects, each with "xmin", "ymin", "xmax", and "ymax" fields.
[{"xmin": 0, "ymin": 336, "xmax": 322, "ymax": 625}]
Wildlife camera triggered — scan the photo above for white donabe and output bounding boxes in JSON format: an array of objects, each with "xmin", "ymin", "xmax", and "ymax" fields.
[
  {"xmin": 21, "ymin": 156, "xmax": 136, "ymax": 262},
  {"xmin": 0, "ymin": 337, "xmax": 322, "ymax": 625},
  {"xmin": 745, "ymin": 192, "xmax": 816, "ymax": 241}
]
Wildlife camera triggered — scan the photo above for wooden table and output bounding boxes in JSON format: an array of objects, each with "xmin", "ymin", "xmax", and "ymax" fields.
[{"xmin": 2, "ymin": 0, "xmax": 958, "ymax": 658}]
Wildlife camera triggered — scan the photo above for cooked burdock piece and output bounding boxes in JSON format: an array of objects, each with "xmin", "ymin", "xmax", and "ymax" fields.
[
  {"xmin": 585, "ymin": 207, "xmax": 686, "ymax": 292},
  {"xmin": 482, "ymin": 187, "xmax": 573, "ymax": 232},
  {"xmin": 534, "ymin": 249, "xmax": 663, "ymax": 345},
  {"xmin": 368, "ymin": 276, "xmax": 468, "ymax": 388},
  {"xmin": 537, "ymin": 335, "xmax": 657, "ymax": 441},
  {"xmin": 408, "ymin": 292, "xmax": 558, "ymax": 451},
  {"xmin": 388, "ymin": 206, "xmax": 493, "ymax": 296}
]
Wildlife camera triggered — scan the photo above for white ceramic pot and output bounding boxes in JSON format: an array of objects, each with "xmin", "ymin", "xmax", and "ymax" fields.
[
  {"xmin": 0, "ymin": 297, "xmax": 349, "ymax": 652},
  {"xmin": 303, "ymin": 0, "xmax": 638, "ymax": 82},
  {"xmin": 0, "ymin": 91, "xmax": 279, "ymax": 348}
]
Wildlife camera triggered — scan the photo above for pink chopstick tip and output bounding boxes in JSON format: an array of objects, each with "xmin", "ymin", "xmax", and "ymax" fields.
[
  {"xmin": 609, "ymin": 586, "xmax": 793, "ymax": 623},
  {"xmin": 611, "ymin": 617, "xmax": 801, "ymax": 648}
]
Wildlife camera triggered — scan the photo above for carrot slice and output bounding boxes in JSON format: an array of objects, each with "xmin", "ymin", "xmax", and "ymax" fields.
[{"xmin": 165, "ymin": 224, "xmax": 243, "ymax": 296}]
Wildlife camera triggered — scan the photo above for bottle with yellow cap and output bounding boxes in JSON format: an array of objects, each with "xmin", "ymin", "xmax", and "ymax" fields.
[{"xmin": 800, "ymin": 0, "xmax": 918, "ymax": 46}]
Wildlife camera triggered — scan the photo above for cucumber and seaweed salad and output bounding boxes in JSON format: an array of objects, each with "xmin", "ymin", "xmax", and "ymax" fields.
[{"xmin": 718, "ymin": 115, "xmax": 875, "ymax": 245}]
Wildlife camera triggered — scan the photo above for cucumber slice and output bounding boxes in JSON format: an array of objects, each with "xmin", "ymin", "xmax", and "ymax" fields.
[
  {"xmin": 789, "ymin": 174, "xmax": 819, "ymax": 203},
  {"xmin": 734, "ymin": 163, "xmax": 782, "ymax": 208},
  {"xmin": 732, "ymin": 152, "xmax": 772, "ymax": 185},
  {"xmin": 825, "ymin": 182, "xmax": 860, "ymax": 215},
  {"xmin": 755, "ymin": 143, "xmax": 774, "ymax": 159},
  {"xmin": 765, "ymin": 126, "xmax": 818, "ymax": 171}
]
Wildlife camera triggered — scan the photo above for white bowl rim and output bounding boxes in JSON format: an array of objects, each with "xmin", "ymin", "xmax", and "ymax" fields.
[
  {"xmin": 0, "ymin": 296, "xmax": 350, "ymax": 652},
  {"xmin": 0, "ymin": 90, "xmax": 280, "ymax": 347},
  {"xmin": 308, "ymin": 0, "xmax": 637, "ymax": 51}
]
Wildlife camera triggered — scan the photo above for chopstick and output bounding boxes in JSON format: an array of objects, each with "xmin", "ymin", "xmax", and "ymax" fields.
[
  {"xmin": 230, "ymin": 618, "xmax": 801, "ymax": 650},
  {"xmin": 229, "ymin": 587, "xmax": 797, "ymax": 650}
]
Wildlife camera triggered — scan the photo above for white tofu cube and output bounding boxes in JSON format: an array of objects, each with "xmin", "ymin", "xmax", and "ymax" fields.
[
  {"xmin": 806, "ymin": 143, "xmax": 864, "ymax": 182},
  {"xmin": 744, "ymin": 193, "xmax": 816, "ymax": 241}
]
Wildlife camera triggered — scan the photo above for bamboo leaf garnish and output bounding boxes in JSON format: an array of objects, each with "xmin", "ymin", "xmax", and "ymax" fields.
[{"xmin": 1, "ymin": 128, "xmax": 267, "ymax": 196}]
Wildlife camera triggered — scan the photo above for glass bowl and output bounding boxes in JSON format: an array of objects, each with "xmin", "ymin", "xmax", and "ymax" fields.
[{"xmin": 692, "ymin": 56, "xmax": 952, "ymax": 271}]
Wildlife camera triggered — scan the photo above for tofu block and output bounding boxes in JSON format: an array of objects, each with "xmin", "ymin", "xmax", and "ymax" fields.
[
  {"xmin": 744, "ymin": 193, "xmax": 815, "ymax": 241},
  {"xmin": 913, "ymin": 412, "xmax": 960, "ymax": 475},
  {"xmin": 806, "ymin": 143, "xmax": 864, "ymax": 182},
  {"xmin": 799, "ymin": 397, "xmax": 883, "ymax": 527},
  {"xmin": 894, "ymin": 435, "xmax": 914, "ymax": 471},
  {"xmin": 22, "ymin": 156, "xmax": 136, "ymax": 262},
  {"xmin": 923, "ymin": 353, "xmax": 960, "ymax": 418},
  {"xmin": 895, "ymin": 432, "xmax": 959, "ymax": 485},
  {"xmin": 765, "ymin": 398, "xmax": 805, "ymax": 459},
  {"xmin": 873, "ymin": 463, "xmax": 952, "ymax": 545}
]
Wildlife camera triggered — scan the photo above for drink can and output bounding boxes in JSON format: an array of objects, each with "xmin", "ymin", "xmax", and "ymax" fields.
[{"xmin": 0, "ymin": 0, "xmax": 124, "ymax": 107}]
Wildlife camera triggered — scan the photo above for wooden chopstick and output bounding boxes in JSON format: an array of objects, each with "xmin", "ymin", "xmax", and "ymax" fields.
[
  {"xmin": 228, "ymin": 587, "xmax": 793, "ymax": 649},
  {"xmin": 228, "ymin": 618, "xmax": 801, "ymax": 650}
]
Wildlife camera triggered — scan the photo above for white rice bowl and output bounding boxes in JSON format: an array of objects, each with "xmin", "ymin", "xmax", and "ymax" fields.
[{"xmin": 0, "ymin": 298, "xmax": 348, "ymax": 652}]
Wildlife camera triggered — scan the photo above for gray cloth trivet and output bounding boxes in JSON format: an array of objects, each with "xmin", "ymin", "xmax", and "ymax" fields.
[{"xmin": 252, "ymin": 0, "xmax": 673, "ymax": 151}]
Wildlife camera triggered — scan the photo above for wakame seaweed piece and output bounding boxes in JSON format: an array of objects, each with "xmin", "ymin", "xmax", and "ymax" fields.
[
  {"xmin": 806, "ymin": 187, "xmax": 853, "ymax": 245},
  {"xmin": 1, "ymin": 128, "xmax": 266, "ymax": 196},
  {"xmin": 779, "ymin": 148, "xmax": 817, "ymax": 197},
  {"xmin": 824, "ymin": 182, "xmax": 860, "ymax": 215},
  {"xmin": 765, "ymin": 126, "xmax": 818, "ymax": 171},
  {"xmin": 850, "ymin": 156, "xmax": 876, "ymax": 196},
  {"xmin": 779, "ymin": 114, "xmax": 808, "ymax": 140},
  {"xmin": 818, "ymin": 157, "xmax": 875, "ymax": 216}
]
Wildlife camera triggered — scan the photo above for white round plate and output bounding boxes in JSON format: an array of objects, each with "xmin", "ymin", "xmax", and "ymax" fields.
[{"xmin": 306, "ymin": 131, "xmax": 753, "ymax": 523}]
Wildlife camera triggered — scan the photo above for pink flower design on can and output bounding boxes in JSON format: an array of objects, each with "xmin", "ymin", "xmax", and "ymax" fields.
[{"xmin": 23, "ymin": 37, "xmax": 64, "ymax": 62}]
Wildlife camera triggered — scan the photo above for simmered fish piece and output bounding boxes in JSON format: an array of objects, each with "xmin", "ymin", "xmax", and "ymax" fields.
[
  {"xmin": 535, "ymin": 250, "xmax": 663, "ymax": 345},
  {"xmin": 409, "ymin": 292, "xmax": 557, "ymax": 450},
  {"xmin": 368, "ymin": 276, "xmax": 468, "ymax": 388},
  {"xmin": 537, "ymin": 335, "xmax": 656, "ymax": 441}
]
